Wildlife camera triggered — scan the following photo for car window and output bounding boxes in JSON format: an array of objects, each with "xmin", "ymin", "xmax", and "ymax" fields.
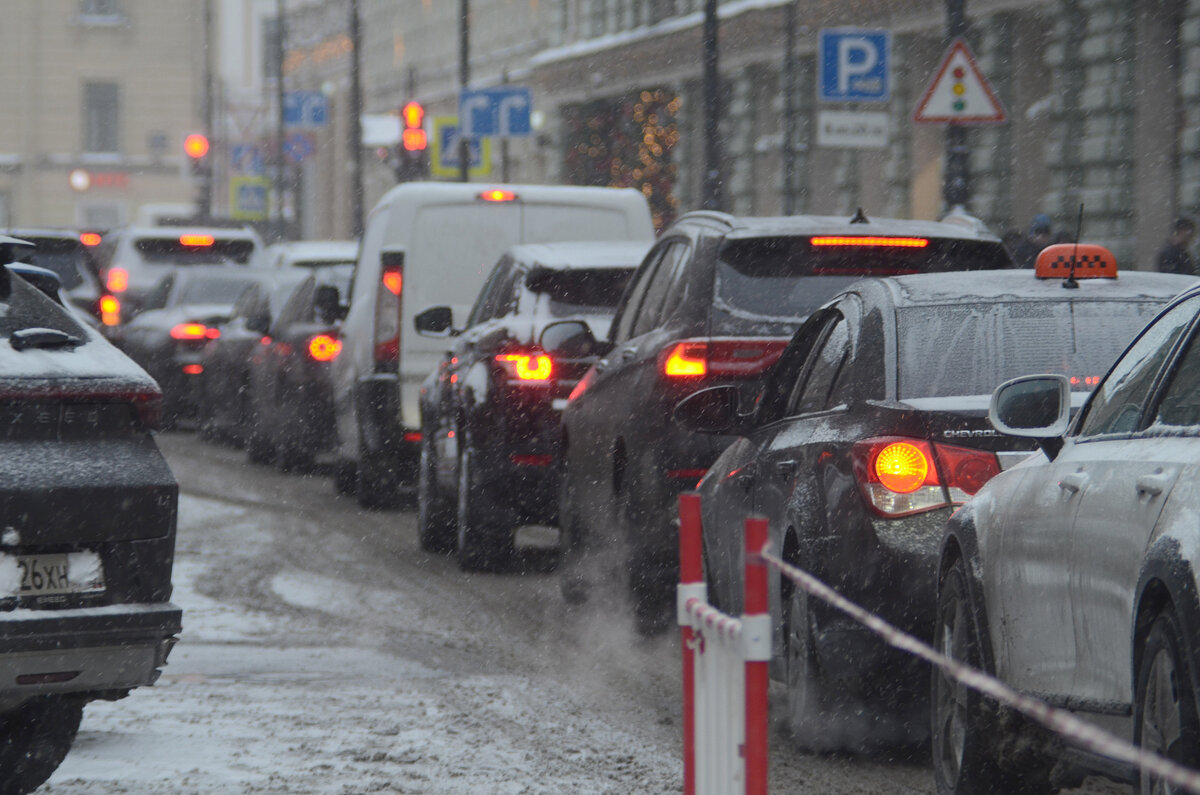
[
  {"xmin": 175, "ymin": 276, "xmax": 258, "ymax": 306},
  {"xmin": 524, "ymin": 267, "xmax": 632, "ymax": 318},
  {"xmin": 494, "ymin": 267, "xmax": 523, "ymax": 319},
  {"xmin": 468, "ymin": 256, "xmax": 514, "ymax": 327},
  {"xmin": 143, "ymin": 274, "xmax": 174, "ymax": 310},
  {"xmin": 789, "ymin": 315, "xmax": 850, "ymax": 414},
  {"xmin": 229, "ymin": 285, "xmax": 261, "ymax": 319},
  {"xmin": 1152, "ymin": 328, "xmax": 1200, "ymax": 428},
  {"xmin": 275, "ymin": 278, "xmax": 315, "ymax": 328},
  {"xmin": 1075, "ymin": 295, "xmax": 1200, "ymax": 437},
  {"xmin": 133, "ymin": 237, "xmax": 257, "ymax": 265},
  {"xmin": 611, "ymin": 247, "xmax": 666, "ymax": 344},
  {"xmin": 632, "ymin": 242, "xmax": 690, "ymax": 337}
]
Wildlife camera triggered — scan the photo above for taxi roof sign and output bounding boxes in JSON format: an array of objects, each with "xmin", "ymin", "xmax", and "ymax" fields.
[{"xmin": 1035, "ymin": 243, "xmax": 1118, "ymax": 280}]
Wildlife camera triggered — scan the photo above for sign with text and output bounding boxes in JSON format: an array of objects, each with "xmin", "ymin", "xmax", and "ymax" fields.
[
  {"xmin": 458, "ymin": 87, "xmax": 533, "ymax": 138},
  {"xmin": 817, "ymin": 111, "xmax": 890, "ymax": 149},
  {"xmin": 819, "ymin": 28, "xmax": 891, "ymax": 103}
]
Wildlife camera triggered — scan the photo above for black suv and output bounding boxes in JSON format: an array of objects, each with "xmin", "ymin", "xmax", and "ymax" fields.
[
  {"xmin": 0, "ymin": 238, "xmax": 181, "ymax": 792},
  {"xmin": 415, "ymin": 241, "xmax": 647, "ymax": 571},
  {"xmin": 553, "ymin": 210, "xmax": 1014, "ymax": 631}
]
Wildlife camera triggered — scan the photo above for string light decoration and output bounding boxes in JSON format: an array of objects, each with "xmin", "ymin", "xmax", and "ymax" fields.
[{"xmin": 562, "ymin": 89, "xmax": 681, "ymax": 230}]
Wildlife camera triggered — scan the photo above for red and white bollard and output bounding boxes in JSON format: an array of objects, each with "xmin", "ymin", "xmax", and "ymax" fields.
[{"xmin": 678, "ymin": 493, "xmax": 770, "ymax": 795}]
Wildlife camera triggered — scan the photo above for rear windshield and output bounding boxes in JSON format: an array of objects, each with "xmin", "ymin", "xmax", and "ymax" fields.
[
  {"xmin": 292, "ymin": 258, "xmax": 355, "ymax": 269},
  {"xmin": 24, "ymin": 239, "xmax": 88, "ymax": 289},
  {"xmin": 715, "ymin": 236, "xmax": 1012, "ymax": 322},
  {"xmin": 0, "ymin": 275, "xmax": 85, "ymax": 337},
  {"xmin": 897, "ymin": 300, "xmax": 1165, "ymax": 399},
  {"xmin": 176, "ymin": 276, "xmax": 258, "ymax": 306},
  {"xmin": 527, "ymin": 268, "xmax": 632, "ymax": 316},
  {"xmin": 135, "ymin": 238, "xmax": 257, "ymax": 265}
]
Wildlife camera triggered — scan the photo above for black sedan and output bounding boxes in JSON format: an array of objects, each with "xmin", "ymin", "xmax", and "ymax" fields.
[
  {"xmin": 0, "ymin": 245, "xmax": 181, "ymax": 792},
  {"xmin": 112, "ymin": 266, "xmax": 271, "ymax": 425},
  {"xmin": 244, "ymin": 264, "xmax": 352, "ymax": 471},
  {"xmin": 679, "ymin": 251, "xmax": 1195, "ymax": 751},
  {"xmin": 934, "ymin": 277, "xmax": 1200, "ymax": 792},
  {"xmin": 415, "ymin": 241, "xmax": 646, "ymax": 569}
]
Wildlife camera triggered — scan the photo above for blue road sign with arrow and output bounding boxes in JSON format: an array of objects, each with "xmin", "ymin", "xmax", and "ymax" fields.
[{"xmin": 458, "ymin": 87, "xmax": 533, "ymax": 139}]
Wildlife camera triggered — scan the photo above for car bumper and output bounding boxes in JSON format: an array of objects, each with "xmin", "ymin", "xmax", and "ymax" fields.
[{"xmin": 0, "ymin": 601, "xmax": 181, "ymax": 708}]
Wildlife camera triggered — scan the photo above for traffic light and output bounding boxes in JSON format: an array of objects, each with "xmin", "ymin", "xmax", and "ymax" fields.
[
  {"xmin": 184, "ymin": 133, "xmax": 211, "ymax": 179},
  {"xmin": 391, "ymin": 102, "xmax": 428, "ymax": 182}
]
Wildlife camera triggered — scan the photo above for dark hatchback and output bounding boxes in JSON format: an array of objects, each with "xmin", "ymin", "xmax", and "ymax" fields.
[
  {"xmin": 3, "ymin": 228, "xmax": 106, "ymax": 326},
  {"xmin": 555, "ymin": 210, "xmax": 1014, "ymax": 631},
  {"xmin": 415, "ymin": 240, "xmax": 647, "ymax": 570},
  {"xmin": 680, "ymin": 255, "xmax": 1194, "ymax": 750},
  {"xmin": 0, "ymin": 244, "xmax": 181, "ymax": 792}
]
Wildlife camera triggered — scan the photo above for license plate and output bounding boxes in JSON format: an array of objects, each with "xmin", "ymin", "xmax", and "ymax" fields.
[{"xmin": 17, "ymin": 553, "xmax": 105, "ymax": 596}]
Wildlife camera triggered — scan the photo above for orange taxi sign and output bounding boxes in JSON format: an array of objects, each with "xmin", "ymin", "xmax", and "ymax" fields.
[{"xmin": 1035, "ymin": 243, "xmax": 1118, "ymax": 280}]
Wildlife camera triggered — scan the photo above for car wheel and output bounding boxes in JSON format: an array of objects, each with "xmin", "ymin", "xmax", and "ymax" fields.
[
  {"xmin": 455, "ymin": 439, "xmax": 514, "ymax": 572},
  {"xmin": 357, "ymin": 449, "xmax": 398, "ymax": 509},
  {"xmin": 1135, "ymin": 611, "xmax": 1200, "ymax": 793},
  {"xmin": 246, "ymin": 428, "xmax": 275, "ymax": 465},
  {"xmin": 557, "ymin": 460, "xmax": 592, "ymax": 605},
  {"xmin": 784, "ymin": 579, "xmax": 846, "ymax": 750},
  {"xmin": 0, "ymin": 695, "xmax": 84, "ymax": 795},
  {"xmin": 333, "ymin": 460, "xmax": 357, "ymax": 495},
  {"xmin": 418, "ymin": 434, "xmax": 455, "ymax": 554}
]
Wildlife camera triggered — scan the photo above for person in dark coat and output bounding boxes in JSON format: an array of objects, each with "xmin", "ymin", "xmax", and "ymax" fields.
[
  {"xmin": 1012, "ymin": 214, "xmax": 1054, "ymax": 268},
  {"xmin": 1156, "ymin": 217, "xmax": 1197, "ymax": 275}
]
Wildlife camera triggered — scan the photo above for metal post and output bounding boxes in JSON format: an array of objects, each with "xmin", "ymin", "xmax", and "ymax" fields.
[
  {"xmin": 781, "ymin": 0, "xmax": 798, "ymax": 215},
  {"xmin": 701, "ymin": 0, "xmax": 722, "ymax": 210},
  {"xmin": 743, "ymin": 517, "xmax": 770, "ymax": 795},
  {"xmin": 199, "ymin": 0, "xmax": 213, "ymax": 220},
  {"xmin": 501, "ymin": 69, "xmax": 510, "ymax": 183},
  {"xmin": 459, "ymin": 0, "xmax": 470, "ymax": 183},
  {"xmin": 678, "ymin": 493, "xmax": 704, "ymax": 795},
  {"xmin": 944, "ymin": 0, "xmax": 970, "ymax": 210},
  {"xmin": 349, "ymin": 0, "xmax": 364, "ymax": 236},
  {"xmin": 275, "ymin": 0, "xmax": 287, "ymax": 234}
]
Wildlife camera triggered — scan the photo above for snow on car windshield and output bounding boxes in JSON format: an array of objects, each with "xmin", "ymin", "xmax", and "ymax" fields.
[{"xmin": 897, "ymin": 300, "xmax": 1165, "ymax": 399}]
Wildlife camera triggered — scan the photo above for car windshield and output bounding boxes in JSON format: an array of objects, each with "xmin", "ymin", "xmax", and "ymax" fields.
[
  {"xmin": 135, "ymin": 238, "xmax": 257, "ymax": 265},
  {"xmin": 175, "ymin": 276, "xmax": 257, "ymax": 306},
  {"xmin": 25, "ymin": 239, "xmax": 87, "ymax": 289},
  {"xmin": 715, "ymin": 236, "xmax": 1014, "ymax": 323},
  {"xmin": 528, "ymin": 267, "xmax": 632, "ymax": 316},
  {"xmin": 897, "ymin": 300, "xmax": 1166, "ymax": 399}
]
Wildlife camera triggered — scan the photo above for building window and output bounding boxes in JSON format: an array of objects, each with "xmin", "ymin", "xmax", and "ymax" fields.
[
  {"xmin": 84, "ymin": 82, "xmax": 120, "ymax": 153},
  {"xmin": 79, "ymin": 0, "xmax": 125, "ymax": 25}
]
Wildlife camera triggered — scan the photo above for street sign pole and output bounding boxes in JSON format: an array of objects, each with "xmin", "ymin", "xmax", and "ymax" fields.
[
  {"xmin": 459, "ymin": 0, "xmax": 470, "ymax": 183},
  {"xmin": 944, "ymin": 0, "xmax": 970, "ymax": 210},
  {"xmin": 702, "ymin": 0, "xmax": 722, "ymax": 211}
]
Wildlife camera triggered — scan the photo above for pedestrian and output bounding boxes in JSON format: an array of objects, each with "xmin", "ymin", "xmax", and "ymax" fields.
[
  {"xmin": 1155, "ymin": 217, "xmax": 1197, "ymax": 275},
  {"xmin": 1012, "ymin": 214, "xmax": 1054, "ymax": 268}
]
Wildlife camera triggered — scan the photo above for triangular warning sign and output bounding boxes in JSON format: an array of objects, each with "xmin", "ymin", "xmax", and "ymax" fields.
[{"xmin": 913, "ymin": 38, "xmax": 1007, "ymax": 124}]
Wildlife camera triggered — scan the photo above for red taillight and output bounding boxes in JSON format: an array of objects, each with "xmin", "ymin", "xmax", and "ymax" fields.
[
  {"xmin": 569, "ymin": 366, "xmax": 597, "ymax": 402},
  {"xmin": 374, "ymin": 338, "xmax": 399, "ymax": 364},
  {"xmin": 496, "ymin": 353, "xmax": 553, "ymax": 382},
  {"xmin": 106, "ymin": 267, "xmax": 128, "ymax": 293},
  {"xmin": 131, "ymin": 392, "xmax": 162, "ymax": 430},
  {"xmin": 810, "ymin": 236, "xmax": 929, "ymax": 248},
  {"xmin": 658, "ymin": 338, "xmax": 789, "ymax": 380},
  {"xmin": 179, "ymin": 234, "xmax": 215, "ymax": 247},
  {"xmin": 403, "ymin": 431, "xmax": 423, "ymax": 443},
  {"xmin": 374, "ymin": 262, "xmax": 403, "ymax": 369},
  {"xmin": 182, "ymin": 364, "xmax": 203, "ymax": 375},
  {"xmin": 382, "ymin": 268, "xmax": 403, "ymax": 296},
  {"xmin": 98, "ymin": 294, "xmax": 120, "ymax": 326},
  {"xmin": 511, "ymin": 454, "xmax": 553, "ymax": 467},
  {"xmin": 479, "ymin": 189, "xmax": 517, "ymax": 202},
  {"xmin": 170, "ymin": 323, "xmax": 210, "ymax": 340},
  {"xmin": 307, "ymin": 334, "xmax": 342, "ymax": 362},
  {"xmin": 852, "ymin": 437, "xmax": 1000, "ymax": 518},
  {"xmin": 79, "ymin": 232, "xmax": 102, "ymax": 247}
]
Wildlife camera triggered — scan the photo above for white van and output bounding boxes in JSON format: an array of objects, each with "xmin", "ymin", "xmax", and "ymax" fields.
[{"xmin": 330, "ymin": 182, "xmax": 654, "ymax": 507}]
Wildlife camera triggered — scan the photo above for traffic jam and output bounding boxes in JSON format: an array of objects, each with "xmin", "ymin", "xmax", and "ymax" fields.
[{"xmin": 8, "ymin": 1, "xmax": 1200, "ymax": 793}]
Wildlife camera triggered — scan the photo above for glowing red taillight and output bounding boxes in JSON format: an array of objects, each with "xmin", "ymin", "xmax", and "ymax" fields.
[
  {"xmin": 810, "ymin": 236, "xmax": 929, "ymax": 248},
  {"xmin": 79, "ymin": 232, "xmax": 102, "ymax": 247},
  {"xmin": 179, "ymin": 234, "xmax": 215, "ymax": 247},
  {"xmin": 106, "ymin": 267, "xmax": 128, "ymax": 293},
  {"xmin": 496, "ymin": 353, "xmax": 553, "ymax": 382},
  {"xmin": 307, "ymin": 334, "xmax": 342, "ymax": 362},
  {"xmin": 170, "ymin": 323, "xmax": 219, "ymax": 341},
  {"xmin": 382, "ymin": 268, "xmax": 403, "ymax": 296},
  {"xmin": 98, "ymin": 294, "xmax": 120, "ymax": 326},
  {"xmin": 479, "ymin": 189, "xmax": 517, "ymax": 202},
  {"xmin": 658, "ymin": 338, "xmax": 789, "ymax": 380},
  {"xmin": 851, "ymin": 437, "xmax": 1000, "ymax": 517}
]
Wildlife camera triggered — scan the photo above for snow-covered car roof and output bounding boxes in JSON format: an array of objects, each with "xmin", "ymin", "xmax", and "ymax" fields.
[
  {"xmin": 876, "ymin": 269, "xmax": 1197, "ymax": 307},
  {"xmin": 506, "ymin": 240, "xmax": 652, "ymax": 271},
  {"xmin": 719, "ymin": 213, "xmax": 1003, "ymax": 242},
  {"xmin": 267, "ymin": 240, "xmax": 358, "ymax": 268}
]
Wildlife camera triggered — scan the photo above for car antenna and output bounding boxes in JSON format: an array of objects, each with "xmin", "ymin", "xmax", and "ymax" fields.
[
  {"xmin": 1063, "ymin": 203, "xmax": 1083, "ymax": 290},
  {"xmin": 849, "ymin": 207, "xmax": 869, "ymax": 224}
]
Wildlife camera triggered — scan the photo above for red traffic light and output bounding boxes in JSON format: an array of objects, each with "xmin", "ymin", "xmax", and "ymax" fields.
[
  {"xmin": 183, "ymin": 133, "xmax": 210, "ymax": 159},
  {"xmin": 402, "ymin": 128, "xmax": 427, "ymax": 152},
  {"xmin": 401, "ymin": 101, "xmax": 424, "ymax": 129}
]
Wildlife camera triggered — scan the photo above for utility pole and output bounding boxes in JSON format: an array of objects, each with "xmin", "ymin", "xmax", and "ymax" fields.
[
  {"xmin": 781, "ymin": 0, "xmax": 798, "ymax": 215},
  {"xmin": 701, "ymin": 0, "xmax": 722, "ymax": 210},
  {"xmin": 944, "ymin": 0, "xmax": 970, "ymax": 210},
  {"xmin": 275, "ymin": 0, "xmax": 287, "ymax": 235},
  {"xmin": 349, "ymin": 0, "xmax": 364, "ymax": 236},
  {"xmin": 199, "ymin": 0, "xmax": 214, "ymax": 220},
  {"xmin": 458, "ymin": 0, "xmax": 470, "ymax": 183}
]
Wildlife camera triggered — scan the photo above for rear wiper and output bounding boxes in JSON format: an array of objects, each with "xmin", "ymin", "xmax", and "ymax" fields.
[{"xmin": 9, "ymin": 327, "xmax": 82, "ymax": 351}]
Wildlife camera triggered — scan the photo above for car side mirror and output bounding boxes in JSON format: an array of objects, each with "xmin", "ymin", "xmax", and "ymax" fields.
[
  {"xmin": 314, "ymin": 284, "xmax": 343, "ymax": 323},
  {"xmin": 989, "ymin": 374, "xmax": 1070, "ymax": 458},
  {"xmin": 415, "ymin": 305, "xmax": 456, "ymax": 337},
  {"xmin": 245, "ymin": 310, "xmax": 271, "ymax": 335},
  {"xmin": 540, "ymin": 320, "xmax": 611, "ymax": 358},
  {"xmin": 673, "ymin": 385, "xmax": 749, "ymax": 435}
]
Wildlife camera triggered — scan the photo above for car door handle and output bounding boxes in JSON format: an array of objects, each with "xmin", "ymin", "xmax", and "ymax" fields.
[
  {"xmin": 620, "ymin": 347, "xmax": 636, "ymax": 362},
  {"xmin": 775, "ymin": 460, "xmax": 797, "ymax": 480},
  {"xmin": 1136, "ymin": 473, "xmax": 1171, "ymax": 497},
  {"xmin": 1059, "ymin": 472, "xmax": 1089, "ymax": 494}
]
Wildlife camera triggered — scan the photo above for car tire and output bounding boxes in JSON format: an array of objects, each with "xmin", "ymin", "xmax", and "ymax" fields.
[
  {"xmin": 418, "ymin": 434, "xmax": 456, "ymax": 554},
  {"xmin": 276, "ymin": 442, "xmax": 312, "ymax": 474},
  {"xmin": 455, "ymin": 438, "xmax": 514, "ymax": 572},
  {"xmin": 357, "ymin": 448, "xmax": 398, "ymax": 510},
  {"xmin": 0, "ymin": 695, "xmax": 85, "ymax": 795},
  {"xmin": 557, "ymin": 460, "xmax": 592, "ymax": 605},
  {"xmin": 1134, "ymin": 611, "xmax": 1200, "ymax": 792},
  {"xmin": 932, "ymin": 559, "xmax": 1050, "ymax": 795},
  {"xmin": 333, "ymin": 460, "xmax": 357, "ymax": 495},
  {"xmin": 246, "ymin": 428, "xmax": 275, "ymax": 465},
  {"xmin": 784, "ymin": 580, "xmax": 852, "ymax": 751}
]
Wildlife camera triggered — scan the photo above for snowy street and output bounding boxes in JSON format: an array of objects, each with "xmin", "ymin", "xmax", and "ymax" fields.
[{"xmin": 37, "ymin": 432, "xmax": 946, "ymax": 794}]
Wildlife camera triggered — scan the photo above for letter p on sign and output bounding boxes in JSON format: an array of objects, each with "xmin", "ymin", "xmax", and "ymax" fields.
[{"xmin": 819, "ymin": 28, "xmax": 891, "ymax": 103}]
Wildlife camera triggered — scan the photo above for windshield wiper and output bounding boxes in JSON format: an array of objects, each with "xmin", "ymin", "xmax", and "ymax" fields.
[{"xmin": 10, "ymin": 327, "xmax": 82, "ymax": 351}]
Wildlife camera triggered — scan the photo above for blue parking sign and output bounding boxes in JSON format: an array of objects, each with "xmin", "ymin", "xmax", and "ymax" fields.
[{"xmin": 819, "ymin": 29, "xmax": 891, "ymax": 103}]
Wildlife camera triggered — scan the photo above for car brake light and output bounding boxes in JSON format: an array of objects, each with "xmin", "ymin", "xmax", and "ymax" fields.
[
  {"xmin": 852, "ymin": 437, "xmax": 1001, "ymax": 518},
  {"xmin": 98, "ymin": 294, "xmax": 120, "ymax": 326},
  {"xmin": 569, "ymin": 366, "xmax": 597, "ymax": 402},
  {"xmin": 810, "ymin": 236, "xmax": 929, "ymax": 248},
  {"xmin": 170, "ymin": 323, "xmax": 219, "ymax": 340},
  {"xmin": 79, "ymin": 232, "xmax": 102, "ymax": 247},
  {"xmin": 182, "ymin": 364, "xmax": 203, "ymax": 375},
  {"xmin": 511, "ymin": 454, "xmax": 553, "ymax": 467},
  {"xmin": 374, "ymin": 260, "xmax": 403, "ymax": 370},
  {"xmin": 179, "ymin": 234, "xmax": 215, "ymax": 247},
  {"xmin": 479, "ymin": 189, "xmax": 517, "ymax": 202},
  {"xmin": 496, "ymin": 352, "xmax": 553, "ymax": 382},
  {"xmin": 374, "ymin": 338, "xmax": 398, "ymax": 364},
  {"xmin": 659, "ymin": 338, "xmax": 789, "ymax": 380},
  {"xmin": 131, "ymin": 391, "xmax": 162, "ymax": 430},
  {"xmin": 308, "ymin": 334, "xmax": 342, "ymax": 362},
  {"xmin": 382, "ymin": 269, "xmax": 403, "ymax": 296},
  {"xmin": 106, "ymin": 267, "xmax": 129, "ymax": 293}
]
